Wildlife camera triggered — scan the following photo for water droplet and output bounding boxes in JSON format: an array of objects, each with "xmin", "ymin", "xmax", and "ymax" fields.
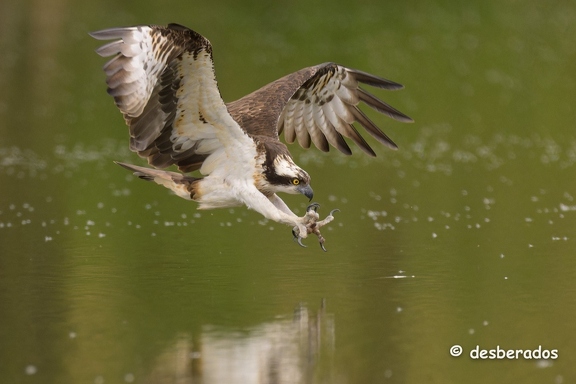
[{"xmin": 25, "ymin": 365, "xmax": 37, "ymax": 375}]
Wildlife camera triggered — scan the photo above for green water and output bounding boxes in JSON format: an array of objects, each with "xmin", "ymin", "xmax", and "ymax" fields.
[{"xmin": 1, "ymin": 1, "xmax": 576, "ymax": 383}]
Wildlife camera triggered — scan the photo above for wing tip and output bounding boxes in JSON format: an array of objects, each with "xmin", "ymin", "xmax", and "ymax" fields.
[
  {"xmin": 384, "ymin": 141, "xmax": 399, "ymax": 151},
  {"xmin": 339, "ymin": 145, "xmax": 352, "ymax": 156},
  {"xmin": 89, "ymin": 27, "xmax": 136, "ymax": 40},
  {"xmin": 88, "ymin": 30, "xmax": 108, "ymax": 40},
  {"xmin": 346, "ymin": 67, "xmax": 406, "ymax": 90},
  {"xmin": 389, "ymin": 112, "xmax": 414, "ymax": 124},
  {"xmin": 115, "ymin": 161, "xmax": 161, "ymax": 182},
  {"xmin": 114, "ymin": 160, "xmax": 136, "ymax": 172}
]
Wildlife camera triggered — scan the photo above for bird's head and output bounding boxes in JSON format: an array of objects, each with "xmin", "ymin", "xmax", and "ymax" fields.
[{"xmin": 262, "ymin": 153, "xmax": 313, "ymax": 200}]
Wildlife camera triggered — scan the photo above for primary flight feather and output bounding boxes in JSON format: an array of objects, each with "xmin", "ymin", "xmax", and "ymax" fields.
[{"xmin": 91, "ymin": 23, "xmax": 412, "ymax": 250}]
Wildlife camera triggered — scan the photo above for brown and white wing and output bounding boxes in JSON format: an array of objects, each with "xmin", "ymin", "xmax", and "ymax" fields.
[
  {"xmin": 228, "ymin": 62, "xmax": 412, "ymax": 157},
  {"xmin": 91, "ymin": 23, "xmax": 246, "ymax": 174}
]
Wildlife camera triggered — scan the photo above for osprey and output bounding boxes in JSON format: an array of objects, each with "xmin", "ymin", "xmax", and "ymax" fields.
[{"xmin": 91, "ymin": 23, "xmax": 412, "ymax": 250}]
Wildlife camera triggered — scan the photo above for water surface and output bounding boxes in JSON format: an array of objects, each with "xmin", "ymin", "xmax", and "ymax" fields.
[{"xmin": 1, "ymin": 1, "xmax": 576, "ymax": 383}]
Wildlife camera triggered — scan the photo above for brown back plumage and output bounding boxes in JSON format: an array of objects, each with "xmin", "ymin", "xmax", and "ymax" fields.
[{"xmin": 226, "ymin": 66, "xmax": 317, "ymax": 139}]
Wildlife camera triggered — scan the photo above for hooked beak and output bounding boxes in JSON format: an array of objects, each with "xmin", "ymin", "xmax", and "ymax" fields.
[{"xmin": 297, "ymin": 184, "xmax": 314, "ymax": 201}]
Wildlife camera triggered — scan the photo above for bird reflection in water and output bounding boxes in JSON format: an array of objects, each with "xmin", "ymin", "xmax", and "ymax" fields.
[{"xmin": 141, "ymin": 300, "xmax": 334, "ymax": 383}]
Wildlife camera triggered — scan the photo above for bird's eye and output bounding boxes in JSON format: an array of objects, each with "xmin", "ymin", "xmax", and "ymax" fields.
[{"xmin": 292, "ymin": 178, "xmax": 300, "ymax": 185}]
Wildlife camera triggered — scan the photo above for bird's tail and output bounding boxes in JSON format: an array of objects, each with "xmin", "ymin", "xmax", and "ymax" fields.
[{"xmin": 115, "ymin": 161, "xmax": 200, "ymax": 200}]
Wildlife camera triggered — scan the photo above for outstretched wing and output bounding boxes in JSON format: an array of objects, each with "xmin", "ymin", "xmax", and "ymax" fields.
[
  {"xmin": 91, "ymin": 23, "xmax": 248, "ymax": 173},
  {"xmin": 227, "ymin": 63, "xmax": 412, "ymax": 157}
]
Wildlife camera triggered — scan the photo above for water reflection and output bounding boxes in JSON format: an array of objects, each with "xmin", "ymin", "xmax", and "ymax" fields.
[{"xmin": 142, "ymin": 301, "xmax": 333, "ymax": 384}]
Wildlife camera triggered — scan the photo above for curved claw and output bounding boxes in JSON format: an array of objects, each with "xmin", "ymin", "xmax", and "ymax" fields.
[
  {"xmin": 329, "ymin": 208, "xmax": 340, "ymax": 216},
  {"xmin": 292, "ymin": 228, "xmax": 307, "ymax": 248},
  {"xmin": 320, "ymin": 242, "xmax": 327, "ymax": 252},
  {"xmin": 307, "ymin": 202, "xmax": 320, "ymax": 212}
]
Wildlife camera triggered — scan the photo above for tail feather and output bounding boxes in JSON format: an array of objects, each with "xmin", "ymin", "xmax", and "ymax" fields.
[{"xmin": 115, "ymin": 161, "xmax": 200, "ymax": 200}]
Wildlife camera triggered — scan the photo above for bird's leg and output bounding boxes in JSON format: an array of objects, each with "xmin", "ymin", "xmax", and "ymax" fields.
[
  {"xmin": 292, "ymin": 203, "xmax": 320, "ymax": 247},
  {"xmin": 292, "ymin": 203, "xmax": 339, "ymax": 251}
]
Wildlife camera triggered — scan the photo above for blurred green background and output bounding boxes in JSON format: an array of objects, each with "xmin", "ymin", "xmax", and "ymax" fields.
[{"xmin": 1, "ymin": 0, "xmax": 575, "ymax": 383}]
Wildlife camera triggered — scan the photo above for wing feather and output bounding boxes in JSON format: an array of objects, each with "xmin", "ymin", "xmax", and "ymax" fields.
[
  {"xmin": 291, "ymin": 106, "xmax": 310, "ymax": 148},
  {"xmin": 292, "ymin": 102, "xmax": 306, "ymax": 145},
  {"xmin": 281, "ymin": 102, "xmax": 297, "ymax": 144},
  {"xmin": 357, "ymin": 87, "xmax": 413, "ymax": 122},
  {"xmin": 91, "ymin": 23, "xmax": 251, "ymax": 174},
  {"xmin": 304, "ymin": 103, "xmax": 330, "ymax": 152},
  {"xmin": 351, "ymin": 107, "xmax": 398, "ymax": 149},
  {"xmin": 346, "ymin": 68, "xmax": 405, "ymax": 90},
  {"xmin": 313, "ymin": 105, "xmax": 349, "ymax": 154}
]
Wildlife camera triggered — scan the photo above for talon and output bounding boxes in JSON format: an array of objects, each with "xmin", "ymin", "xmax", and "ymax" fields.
[
  {"xmin": 292, "ymin": 228, "xmax": 307, "ymax": 248},
  {"xmin": 292, "ymin": 227, "xmax": 298, "ymax": 240},
  {"xmin": 318, "ymin": 234, "xmax": 327, "ymax": 252},
  {"xmin": 307, "ymin": 202, "xmax": 320, "ymax": 213},
  {"xmin": 329, "ymin": 208, "xmax": 340, "ymax": 216}
]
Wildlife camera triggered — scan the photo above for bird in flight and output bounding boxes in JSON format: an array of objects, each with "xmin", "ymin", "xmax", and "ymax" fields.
[{"xmin": 91, "ymin": 23, "xmax": 412, "ymax": 250}]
